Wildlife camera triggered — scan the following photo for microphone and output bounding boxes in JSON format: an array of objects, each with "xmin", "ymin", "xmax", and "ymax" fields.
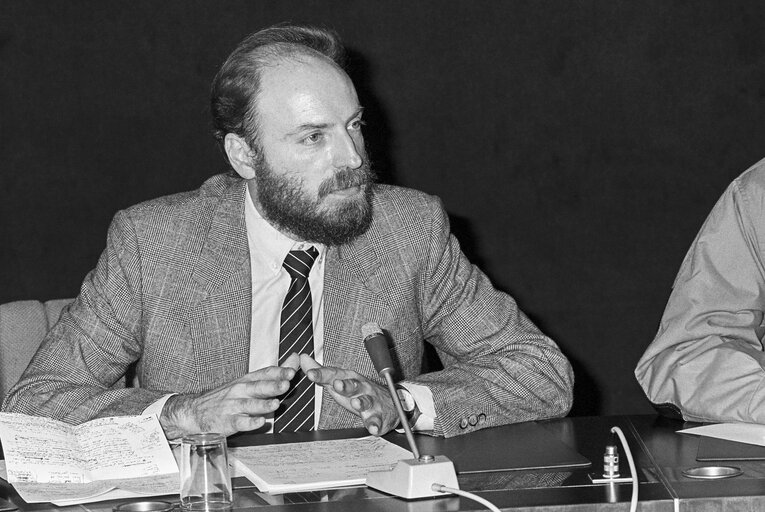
[
  {"xmin": 362, "ymin": 322, "xmax": 459, "ymax": 499},
  {"xmin": 362, "ymin": 322, "xmax": 396, "ymax": 375},
  {"xmin": 362, "ymin": 322, "xmax": 419, "ymax": 459}
]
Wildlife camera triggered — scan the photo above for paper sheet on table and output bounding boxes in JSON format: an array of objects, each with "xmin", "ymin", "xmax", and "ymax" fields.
[
  {"xmin": 0, "ymin": 413, "xmax": 177, "ymax": 483},
  {"xmin": 229, "ymin": 436, "xmax": 413, "ymax": 494},
  {"xmin": 678, "ymin": 423, "xmax": 765, "ymax": 446},
  {"xmin": 0, "ymin": 413, "xmax": 178, "ymax": 504},
  {"xmin": 0, "ymin": 461, "xmax": 177, "ymax": 506}
]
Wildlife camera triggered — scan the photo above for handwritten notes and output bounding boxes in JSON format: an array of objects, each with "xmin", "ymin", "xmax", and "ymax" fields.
[
  {"xmin": 0, "ymin": 413, "xmax": 178, "ymax": 504},
  {"xmin": 229, "ymin": 436, "xmax": 412, "ymax": 494}
]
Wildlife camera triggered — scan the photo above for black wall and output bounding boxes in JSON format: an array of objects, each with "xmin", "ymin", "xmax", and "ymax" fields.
[{"xmin": 3, "ymin": 0, "xmax": 765, "ymax": 417}]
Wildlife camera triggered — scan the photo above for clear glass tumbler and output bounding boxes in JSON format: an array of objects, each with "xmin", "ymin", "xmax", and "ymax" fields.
[{"xmin": 179, "ymin": 433, "xmax": 232, "ymax": 511}]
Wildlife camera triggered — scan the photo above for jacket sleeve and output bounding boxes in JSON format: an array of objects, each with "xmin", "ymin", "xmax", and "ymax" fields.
[
  {"xmin": 1, "ymin": 211, "xmax": 170, "ymax": 423},
  {"xmin": 405, "ymin": 197, "xmax": 574, "ymax": 437},
  {"xmin": 635, "ymin": 171, "xmax": 765, "ymax": 423}
]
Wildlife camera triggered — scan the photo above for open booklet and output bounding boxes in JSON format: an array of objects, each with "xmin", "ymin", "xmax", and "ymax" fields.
[
  {"xmin": 0, "ymin": 412, "xmax": 178, "ymax": 505},
  {"xmin": 229, "ymin": 436, "xmax": 413, "ymax": 494}
]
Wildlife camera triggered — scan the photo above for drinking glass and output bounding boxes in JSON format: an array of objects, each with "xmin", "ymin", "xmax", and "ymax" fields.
[{"xmin": 179, "ymin": 433, "xmax": 232, "ymax": 511}]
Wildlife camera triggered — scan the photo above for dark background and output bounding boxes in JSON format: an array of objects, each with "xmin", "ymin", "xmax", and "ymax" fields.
[{"xmin": 3, "ymin": 1, "xmax": 765, "ymax": 417}]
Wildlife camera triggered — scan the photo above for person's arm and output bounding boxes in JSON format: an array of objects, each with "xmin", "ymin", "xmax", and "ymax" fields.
[
  {"xmin": 2, "ymin": 210, "xmax": 298, "ymax": 437},
  {"xmin": 301, "ymin": 194, "xmax": 572, "ymax": 438},
  {"xmin": 406, "ymin": 197, "xmax": 574, "ymax": 437},
  {"xmin": 635, "ymin": 172, "xmax": 765, "ymax": 423},
  {"xmin": 2, "ymin": 211, "xmax": 167, "ymax": 421}
]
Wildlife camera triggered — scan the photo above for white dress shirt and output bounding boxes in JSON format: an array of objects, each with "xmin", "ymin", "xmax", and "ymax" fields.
[{"xmin": 243, "ymin": 186, "xmax": 326, "ymax": 431}]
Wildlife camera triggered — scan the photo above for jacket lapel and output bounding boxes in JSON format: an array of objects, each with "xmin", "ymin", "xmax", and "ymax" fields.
[
  {"xmin": 188, "ymin": 179, "xmax": 252, "ymax": 390},
  {"xmin": 319, "ymin": 238, "xmax": 394, "ymax": 427}
]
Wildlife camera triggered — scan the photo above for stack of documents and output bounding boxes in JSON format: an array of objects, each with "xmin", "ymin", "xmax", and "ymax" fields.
[{"xmin": 229, "ymin": 436, "xmax": 412, "ymax": 494}]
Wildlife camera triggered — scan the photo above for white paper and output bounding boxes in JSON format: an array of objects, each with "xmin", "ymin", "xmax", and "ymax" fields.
[
  {"xmin": 0, "ymin": 412, "xmax": 84, "ymax": 483},
  {"xmin": 10, "ymin": 480, "xmax": 116, "ymax": 504},
  {"xmin": 678, "ymin": 422, "xmax": 765, "ymax": 446},
  {"xmin": 229, "ymin": 436, "xmax": 412, "ymax": 494},
  {"xmin": 0, "ymin": 413, "xmax": 179, "ymax": 504},
  {"xmin": 10, "ymin": 476, "xmax": 179, "ymax": 507},
  {"xmin": 50, "ymin": 473, "xmax": 180, "ymax": 506},
  {"xmin": 74, "ymin": 415, "xmax": 177, "ymax": 479}
]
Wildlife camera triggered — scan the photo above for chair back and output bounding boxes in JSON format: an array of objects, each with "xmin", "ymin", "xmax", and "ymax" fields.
[{"xmin": 0, "ymin": 299, "xmax": 73, "ymax": 403}]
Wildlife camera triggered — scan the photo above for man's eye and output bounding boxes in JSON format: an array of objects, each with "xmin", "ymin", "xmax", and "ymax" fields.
[
  {"xmin": 303, "ymin": 133, "xmax": 323, "ymax": 144},
  {"xmin": 349, "ymin": 119, "xmax": 366, "ymax": 130}
]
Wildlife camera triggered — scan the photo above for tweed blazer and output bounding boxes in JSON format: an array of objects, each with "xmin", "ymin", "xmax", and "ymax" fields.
[{"xmin": 3, "ymin": 173, "xmax": 573, "ymax": 437}]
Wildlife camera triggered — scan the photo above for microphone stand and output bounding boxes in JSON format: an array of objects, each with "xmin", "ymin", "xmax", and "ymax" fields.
[
  {"xmin": 362, "ymin": 322, "xmax": 458, "ymax": 499},
  {"xmin": 379, "ymin": 367, "xmax": 420, "ymax": 460}
]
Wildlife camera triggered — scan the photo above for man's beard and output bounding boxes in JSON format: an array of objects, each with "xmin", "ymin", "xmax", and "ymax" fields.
[{"xmin": 252, "ymin": 153, "xmax": 376, "ymax": 246}]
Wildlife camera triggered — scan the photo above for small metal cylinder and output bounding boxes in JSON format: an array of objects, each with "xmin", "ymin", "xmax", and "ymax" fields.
[{"xmin": 603, "ymin": 444, "xmax": 620, "ymax": 478}]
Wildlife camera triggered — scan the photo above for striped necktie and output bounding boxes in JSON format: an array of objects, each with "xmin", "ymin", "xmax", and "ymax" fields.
[{"xmin": 274, "ymin": 247, "xmax": 319, "ymax": 432}]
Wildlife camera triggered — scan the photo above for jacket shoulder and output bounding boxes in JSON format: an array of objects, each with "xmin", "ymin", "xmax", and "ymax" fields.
[
  {"xmin": 371, "ymin": 184, "xmax": 444, "ymax": 221},
  {"xmin": 733, "ymin": 157, "xmax": 765, "ymax": 197},
  {"xmin": 118, "ymin": 172, "xmax": 242, "ymax": 226},
  {"xmin": 345, "ymin": 185, "xmax": 449, "ymax": 269}
]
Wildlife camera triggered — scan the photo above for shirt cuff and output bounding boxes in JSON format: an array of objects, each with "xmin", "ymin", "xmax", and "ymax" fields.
[
  {"xmin": 397, "ymin": 382, "xmax": 435, "ymax": 432},
  {"xmin": 143, "ymin": 393, "xmax": 176, "ymax": 421}
]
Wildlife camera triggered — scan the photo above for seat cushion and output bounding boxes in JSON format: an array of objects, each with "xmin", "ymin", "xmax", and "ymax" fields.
[{"xmin": 0, "ymin": 299, "xmax": 73, "ymax": 403}]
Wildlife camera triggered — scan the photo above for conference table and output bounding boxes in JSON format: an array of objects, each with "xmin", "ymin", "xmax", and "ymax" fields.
[{"xmin": 3, "ymin": 415, "xmax": 765, "ymax": 511}]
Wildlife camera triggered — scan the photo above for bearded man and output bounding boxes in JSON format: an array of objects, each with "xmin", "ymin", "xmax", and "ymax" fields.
[{"xmin": 2, "ymin": 24, "xmax": 573, "ymax": 439}]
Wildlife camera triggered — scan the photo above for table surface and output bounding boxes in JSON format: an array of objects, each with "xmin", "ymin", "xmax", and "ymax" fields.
[{"xmin": 3, "ymin": 414, "xmax": 765, "ymax": 511}]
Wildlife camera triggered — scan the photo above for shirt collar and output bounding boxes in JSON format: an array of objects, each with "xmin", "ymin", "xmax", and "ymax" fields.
[{"xmin": 244, "ymin": 185, "xmax": 325, "ymax": 275}]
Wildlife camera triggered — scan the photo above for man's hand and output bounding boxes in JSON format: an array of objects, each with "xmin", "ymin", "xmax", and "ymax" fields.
[
  {"xmin": 159, "ymin": 358, "xmax": 300, "ymax": 439},
  {"xmin": 301, "ymin": 354, "xmax": 400, "ymax": 435}
]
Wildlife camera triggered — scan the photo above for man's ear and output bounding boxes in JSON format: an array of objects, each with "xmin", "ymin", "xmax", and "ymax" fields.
[{"xmin": 224, "ymin": 133, "xmax": 256, "ymax": 180}]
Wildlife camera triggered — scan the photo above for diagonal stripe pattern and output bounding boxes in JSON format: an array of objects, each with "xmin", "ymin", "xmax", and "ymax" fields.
[{"xmin": 274, "ymin": 247, "xmax": 319, "ymax": 433}]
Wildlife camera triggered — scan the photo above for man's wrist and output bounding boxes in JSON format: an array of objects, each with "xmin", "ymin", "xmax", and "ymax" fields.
[
  {"xmin": 159, "ymin": 394, "xmax": 196, "ymax": 440},
  {"xmin": 395, "ymin": 384, "xmax": 421, "ymax": 429}
]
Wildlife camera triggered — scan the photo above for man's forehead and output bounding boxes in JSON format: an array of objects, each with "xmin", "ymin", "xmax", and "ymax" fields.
[
  {"xmin": 258, "ymin": 54, "xmax": 354, "ymax": 97},
  {"xmin": 257, "ymin": 55, "xmax": 360, "ymax": 131}
]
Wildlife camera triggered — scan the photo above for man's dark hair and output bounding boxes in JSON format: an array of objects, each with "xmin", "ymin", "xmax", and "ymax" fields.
[{"xmin": 211, "ymin": 23, "xmax": 347, "ymax": 151}]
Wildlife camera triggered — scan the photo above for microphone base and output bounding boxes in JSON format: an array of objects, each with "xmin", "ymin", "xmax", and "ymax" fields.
[{"xmin": 366, "ymin": 455, "xmax": 459, "ymax": 499}]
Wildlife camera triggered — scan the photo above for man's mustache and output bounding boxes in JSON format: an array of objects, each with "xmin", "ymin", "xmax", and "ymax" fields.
[{"xmin": 318, "ymin": 164, "xmax": 374, "ymax": 199}]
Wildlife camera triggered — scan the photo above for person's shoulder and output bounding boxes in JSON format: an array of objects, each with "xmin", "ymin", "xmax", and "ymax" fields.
[
  {"xmin": 121, "ymin": 172, "xmax": 241, "ymax": 221},
  {"xmin": 732, "ymin": 157, "xmax": 765, "ymax": 196},
  {"xmin": 364, "ymin": 185, "xmax": 447, "ymax": 244},
  {"xmin": 372, "ymin": 183, "xmax": 442, "ymax": 212}
]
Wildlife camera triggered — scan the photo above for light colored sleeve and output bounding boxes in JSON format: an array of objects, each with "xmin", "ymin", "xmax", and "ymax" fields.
[{"xmin": 635, "ymin": 165, "xmax": 765, "ymax": 423}]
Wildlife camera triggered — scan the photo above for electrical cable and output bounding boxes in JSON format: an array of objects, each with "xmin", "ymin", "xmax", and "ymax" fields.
[
  {"xmin": 432, "ymin": 484, "xmax": 501, "ymax": 512},
  {"xmin": 610, "ymin": 426, "xmax": 638, "ymax": 512}
]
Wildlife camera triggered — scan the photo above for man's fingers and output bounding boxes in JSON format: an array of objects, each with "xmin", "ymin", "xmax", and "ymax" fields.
[
  {"xmin": 300, "ymin": 353, "xmax": 321, "ymax": 371},
  {"xmin": 333, "ymin": 378, "xmax": 362, "ymax": 395},
  {"xmin": 241, "ymin": 365, "xmax": 296, "ymax": 382},
  {"xmin": 360, "ymin": 410, "xmax": 383, "ymax": 436},
  {"xmin": 366, "ymin": 420, "xmax": 381, "ymax": 436},
  {"xmin": 351, "ymin": 394, "xmax": 374, "ymax": 412},
  {"xmin": 306, "ymin": 366, "xmax": 345, "ymax": 384},
  {"xmin": 281, "ymin": 353, "xmax": 300, "ymax": 371},
  {"xmin": 238, "ymin": 378, "xmax": 290, "ymax": 398},
  {"xmin": 231, "ymin": 414, "xmax": 267, "ymax": 434},
  {"xmin": 237, "ymin": 397, "xmax": 280, "ymax": 416}
]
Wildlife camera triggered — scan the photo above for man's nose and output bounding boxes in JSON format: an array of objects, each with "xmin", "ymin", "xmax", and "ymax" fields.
[{"xmin": 333, "ymin": 132, "xmax": 363, "ymax": 170}]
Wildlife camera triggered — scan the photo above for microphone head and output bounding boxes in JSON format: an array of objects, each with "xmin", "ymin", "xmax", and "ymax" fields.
[
  {"xmin": 362, "ymin": 321, "xmax": 383, "ymax": 340},
  {"xmin": 362, "ymin": 322, "xmax": 395, "ymax": 375}
]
